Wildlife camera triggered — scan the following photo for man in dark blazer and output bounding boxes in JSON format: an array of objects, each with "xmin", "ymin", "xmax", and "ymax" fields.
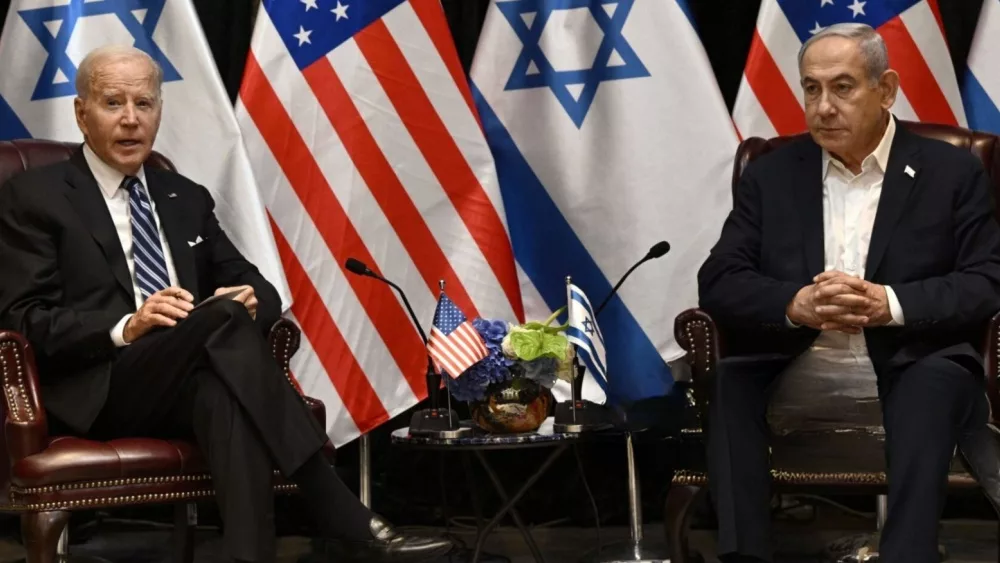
[
  {"xmin": 0, "ymin": 45, "xmax": 451, "ymax": 563},
  {"xmin": 698, "ymin": 23, "xmax": 1000, "ymax": 563}
]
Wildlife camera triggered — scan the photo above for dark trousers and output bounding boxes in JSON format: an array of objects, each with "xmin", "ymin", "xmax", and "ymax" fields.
[
  {"xmin": 707, "ymin": 353, "xmax": 988, "ymax": 563},
  {"xmin": 89, "ymin": 299, "xmax": 330, "ymax": 562}
]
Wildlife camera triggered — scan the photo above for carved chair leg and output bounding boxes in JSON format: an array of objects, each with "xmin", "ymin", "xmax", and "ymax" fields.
[
  {"xmin": 664, "ymin": 485, "xmax": 705, "ymax": 563},
  {"xmin": 21, "ymin": 510, "xmax": 71, "ymax": 563},
  {"xmin": 173, "ymin": 503, "xmax": 196, "ymax": 563}
]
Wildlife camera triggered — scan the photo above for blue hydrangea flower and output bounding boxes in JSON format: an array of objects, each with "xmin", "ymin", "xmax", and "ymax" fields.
[{"xmin": 445, "ymin": 318, "xmax": 514, "ymax": 402}]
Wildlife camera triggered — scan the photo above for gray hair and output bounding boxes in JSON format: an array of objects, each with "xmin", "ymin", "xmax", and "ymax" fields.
[
  {"xmin": 75, "ymin": 45, "xmax": 164, "ymax": 99},
  {"xmin": 798, "ymin": 23, "xmax": 889, "ymax": 83}
]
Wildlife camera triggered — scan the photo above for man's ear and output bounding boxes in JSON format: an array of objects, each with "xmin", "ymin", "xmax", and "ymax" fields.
[
  {"xmin": 74, "ymin": 97, "xmax": 89, "ymax": 139},
  {"xmin": 879, "ymin": 69, "xmax": 900, "ymax": 110}
]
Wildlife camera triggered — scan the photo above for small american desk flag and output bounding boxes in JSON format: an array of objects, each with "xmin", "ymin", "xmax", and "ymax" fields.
[{"xmin": 428, "ymin": 294, "xmax": 488, "ymax": 379}]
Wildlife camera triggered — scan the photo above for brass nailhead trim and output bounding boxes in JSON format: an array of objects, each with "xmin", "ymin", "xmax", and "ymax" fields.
[
  {"xmin": 0, "ymin": 342, "xmax": 34, "ymax": 423},
  {"xmin": 2, "ymin": 483, "xmax": 299, "ymax": 512},
  {"xmin": 671, "ymin": 469, "xmax": 888, "ymax": 486},
  {"xmin": 13, "ymin": 470, "xmax": 286, "ymax": 495},
  {"xmin": 272, "ymin": 328, "xmax": 309, "ymax": 406}
]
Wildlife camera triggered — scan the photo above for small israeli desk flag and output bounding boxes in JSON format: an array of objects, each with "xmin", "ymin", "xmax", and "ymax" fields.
[{"xmin": 565, "ymin": 280, "xmax": 608, "ymax": 392}]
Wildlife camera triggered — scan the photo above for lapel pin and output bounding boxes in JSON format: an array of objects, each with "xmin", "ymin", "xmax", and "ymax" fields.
[
  {"xmin": 904, "ymin": 165, "xmax": 916, "ymax": 178},
  {"xmin": 167, "ymin": 192, "xmax": 178, "ymax": 198}
]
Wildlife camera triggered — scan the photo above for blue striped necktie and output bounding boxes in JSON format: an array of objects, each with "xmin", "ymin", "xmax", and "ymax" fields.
[{"xmin": 124, "ymin": 176, "xmax": 170, "ymax": 300}]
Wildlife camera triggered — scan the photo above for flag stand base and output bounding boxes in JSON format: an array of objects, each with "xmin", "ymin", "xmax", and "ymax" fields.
[
  {"xmin": 578, "ymin": 539, "xmax": 673, "ymax": 563},
  {"xmin": 553, "ymin": 400, "xmax": 613, "ymax": 433},
  {"xmin": 408, "ymin": 408, "xmax": 471, "ymax": 439}
]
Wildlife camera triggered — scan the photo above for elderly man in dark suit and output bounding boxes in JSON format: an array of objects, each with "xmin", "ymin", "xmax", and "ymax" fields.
[
  {"xmin": 0, "ymin": 45, "xmax": 452, "ymax": 563},
  {"xmin": 699, "ymin": 23, "xmax": 1000, "ymax": 563}
]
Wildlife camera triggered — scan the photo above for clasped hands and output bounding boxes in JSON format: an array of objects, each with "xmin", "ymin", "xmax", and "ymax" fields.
[
  {"xmin": 122, "ymin": 285, "xmax": 257, "ymax": 343},
  {"xmin": 785, "ymin": 271, "xmax": 892, "ymax": 334}
]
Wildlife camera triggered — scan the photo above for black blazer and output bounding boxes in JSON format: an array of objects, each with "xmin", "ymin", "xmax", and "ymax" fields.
[
  {"xmin": 698, "ymin": 123, "xmax": 1000, "ymax": 378},
  {"xmin": 0, "ymin": 148, "xmax": 281, "ymax": 433}
]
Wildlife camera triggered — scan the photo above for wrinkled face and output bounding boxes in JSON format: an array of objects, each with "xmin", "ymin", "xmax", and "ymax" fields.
[
  {"xmin": 74, "ymin": 57, "xmax": 161, "ymax": 176},
  {"xmin": 800, "ymin": 35, "xmax": 896, "ymax": 158}
]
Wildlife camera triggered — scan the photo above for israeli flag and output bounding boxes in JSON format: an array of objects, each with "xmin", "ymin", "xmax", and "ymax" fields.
[
  {"xmin": 565, "ymin": 283, "xmax": 608, "ymax": 392},
  {"xmin": 0, "ymin": 0, "xmax": 291, "ymax": 309},
  {"xmin": 471, "ymin": 0, "xmax": 736, "ymax": 405},
  {"xmin": 964, "ymin": 0, "xmax": 1000, "ymax": 133}
]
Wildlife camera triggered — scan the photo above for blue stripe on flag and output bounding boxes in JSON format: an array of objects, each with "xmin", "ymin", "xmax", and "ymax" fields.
[
  {"xmin": 569, "ymin": 290, "xmax": 605, "ymax": 347},
  {"xmin": 0, "ymin": 94, "xmax": 30, "ymax": 141},
  {"xmin": 964, "ymin": 70, "xmax": 1000, "ymax": 135},
  {"xmin": 565, "ymin": 326, "xmax": 608, "ymax": 377},
  {"xmin": 471, "ymin": 82, "xmax": 673, "ymax": 405}
]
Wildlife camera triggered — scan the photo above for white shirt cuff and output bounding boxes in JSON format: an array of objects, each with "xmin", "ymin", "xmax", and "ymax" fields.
[
  {"xmin": 111, "ymin": 314, "xmax": 133, "ymax": 347},
  {"xmin": 885, "ymin": 286, "xmax": 905, "ymax": 326},
  {"xmin": 786, "ymin": 315, "xmax": 800, "ymax": 328}
]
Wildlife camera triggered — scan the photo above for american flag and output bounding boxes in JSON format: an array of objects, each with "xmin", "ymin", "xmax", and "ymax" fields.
[
  {"xmin": 235, "ymin": 0, "xmax": 524, "ymax": 446},
  {"xmin": 733, "ymin": 0, "xmax": 967, "ymax": 139},
  {"xmin": 428, "ymin": 294, "xmax": 488, "ymax": 379}
]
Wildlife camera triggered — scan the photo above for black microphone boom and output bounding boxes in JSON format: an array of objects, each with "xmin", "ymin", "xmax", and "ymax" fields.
[
  {"xmin": 343, "ymin": 258, "xmax": 465, "ymax": 436},
  {"xmin": 343, "ymin": 258, "xmax": 428, "ymax": 345},
  {"xmin": 594, "ymin": 240, "xmax": 670, "ymax": 316},
  {"xmin": 554, "ymin": 240, "xmax": 670, "ymax": 433}
]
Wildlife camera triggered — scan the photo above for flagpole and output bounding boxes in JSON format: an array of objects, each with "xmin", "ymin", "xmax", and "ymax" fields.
[
  {"xmin": 441, "ymin": 279, "xmax": 456, "ymax": 430},
  {"xmin": 359, "ymin": 433, "xmax": 371, "ymax": 508},
  {"xmin": 565, "ymin": 276, "xmax": 577, "ymax": 425}
]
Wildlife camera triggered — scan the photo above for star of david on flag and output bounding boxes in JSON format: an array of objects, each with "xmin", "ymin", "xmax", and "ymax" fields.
[
  {"xmin": 16, "ymin": 0, "xmax": 181, "ymax": 101},
  {"xmin": 499, "ymin": 0, "xmax": 650, "ymax": 128},
  {"xmin": 565, "ymin": 283, "xmax": 608, "ymax": 391}
]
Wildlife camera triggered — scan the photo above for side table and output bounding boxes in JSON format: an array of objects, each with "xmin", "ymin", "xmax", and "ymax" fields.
[{"xmin": 391, "ymin": 418, "xmax": 580, "ymax": 563}]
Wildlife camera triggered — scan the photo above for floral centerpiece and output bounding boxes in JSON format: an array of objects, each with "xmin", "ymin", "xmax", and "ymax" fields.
[{"xmin": 446, "ymin": 309, "xmax": 574, "ymax": 433}]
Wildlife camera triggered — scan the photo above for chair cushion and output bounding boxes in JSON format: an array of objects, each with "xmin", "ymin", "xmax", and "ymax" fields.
[
  {"xmin": 11, "ymin": 398, "xmax": 329, "ymax": 489},
  {"xmin": 11, "ymin": 437, "xmax": 208, "ymax": 488}
]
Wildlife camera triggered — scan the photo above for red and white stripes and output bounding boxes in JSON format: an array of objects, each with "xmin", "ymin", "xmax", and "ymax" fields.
[
  {"xmin": 236, "ymin": 0, "xmax": 523, "ymax": 445},
  {"xmin": 733, "ymin": 0, "xmax": 966, "ymax": 140}
]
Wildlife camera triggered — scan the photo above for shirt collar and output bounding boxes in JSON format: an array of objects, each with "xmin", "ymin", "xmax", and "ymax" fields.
[
  {"xmin": 822, "ymin": 114, "xmax": 896, "ymax": 178},
  {"xmin": 82, "ymin": 142, "xmax": 147, "ymax": 199}
]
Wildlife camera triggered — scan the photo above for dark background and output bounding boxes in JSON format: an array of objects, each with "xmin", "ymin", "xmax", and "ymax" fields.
[{"xmin": 0, "ymin": 0, "xmax": 993, "ymax": 536}]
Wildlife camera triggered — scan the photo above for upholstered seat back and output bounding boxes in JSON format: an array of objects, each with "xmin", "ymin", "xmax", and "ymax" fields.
[
  {"xmin": 732, "ymin": 122, "xmax": 1000, "ymax": 473},
  {"xmin": 0, "ymin": 139, "xmax": 175, "ymax": 186}
]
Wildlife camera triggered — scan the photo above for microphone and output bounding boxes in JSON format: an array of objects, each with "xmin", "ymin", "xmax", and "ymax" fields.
[
  {"xmin": 344, "ymin": 258, "xmax": 427, "ymax": 345},
  {"xmin": 554, "ymin": 241, "xmax": 670, "ymax": 433},
  {"xmin": 344, "ymin": 258, "xmax": 466, "ymax": 437},
  {"xmin": 594, "ymin": 240, "xmax": 670, "ymax": 316}
]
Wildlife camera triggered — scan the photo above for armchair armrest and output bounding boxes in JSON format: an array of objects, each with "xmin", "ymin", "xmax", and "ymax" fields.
[
  {"xmin": 984, "ymin": 312, "xmax": 1000, "ymax": 427},
  {"xmin": 674, "ymin": 309, "xmax": 721, "ymax": 433},
  {"xmin": 267, "ymin": 318, "xmax": 326, "ymax": 430},
  {"xmin": 0, "ymin": 331, "xmax": 48, "ymax": 463}
]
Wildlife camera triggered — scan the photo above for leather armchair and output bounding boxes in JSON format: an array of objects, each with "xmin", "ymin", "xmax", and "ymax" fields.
[
  {"xmin": 0, "ymin": 139, "xmax": 330, "ymax": 563},
  {"xmin": 663, "ymin": 122, "xmax": 1000, "ymax": 562}
]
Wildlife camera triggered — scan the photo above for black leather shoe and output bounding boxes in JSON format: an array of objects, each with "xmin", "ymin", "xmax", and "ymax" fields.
[{"xmin": 320, "ymin": 516, "xmax": 453, "ymax": 562}]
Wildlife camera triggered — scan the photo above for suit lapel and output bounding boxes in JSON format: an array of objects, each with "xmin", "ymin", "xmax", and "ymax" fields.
[
  {"xmin": 64, "ymin": 149, "xmax": 133, "ymax": 301},
  {"xmin": 795, "ymin": 141, "xmax": 825, "ymax": 277},
  {"xmin": 864, "ymin": 126, "xmax": 920, "ymax": 280},
  {"xmin": 146, "ymin": 170, "xmax": 199, "ymax": 301}
]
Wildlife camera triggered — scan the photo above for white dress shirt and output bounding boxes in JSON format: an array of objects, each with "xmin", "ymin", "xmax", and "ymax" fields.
[
  {"xmin": 784, "ymin": 116, "xmax": 904, "ymax": 381},
  {"xmin": 82, "ymin": 144, "xmax": 179, "ymax": 347}
]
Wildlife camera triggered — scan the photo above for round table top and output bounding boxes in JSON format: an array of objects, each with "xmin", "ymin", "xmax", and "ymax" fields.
[{"xmin": 390, "ymin": 417, "xmax": 580, "ymax": 450}]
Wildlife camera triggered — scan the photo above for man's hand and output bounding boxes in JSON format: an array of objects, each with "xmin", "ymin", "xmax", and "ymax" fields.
[
  {"xmin": 215, "ymin": 285, "xmax": 257, "ymax": 320},
  {"xmin": 123, "ymin": 287, "xmax": 194, "ymax": 343},
  {"xmin": 811, "ymin": 271, "xmax": 892, "ymax": 331},
  {"xmin": 786, "ymin": 271, "xmax": 891, "ymax": 334}
]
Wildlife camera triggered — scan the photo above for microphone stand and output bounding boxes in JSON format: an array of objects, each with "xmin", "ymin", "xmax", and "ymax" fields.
[
  {"xmin": 558, "ymin": 246, "xmax": 672, "ymax": 563},
  {"xmin": 345, "ymin": 259, "xmax": 469, "ymax": 438}
]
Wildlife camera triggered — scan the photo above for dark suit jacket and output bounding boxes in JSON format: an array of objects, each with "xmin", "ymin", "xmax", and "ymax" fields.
[
  {"xmin": 0, "ymin": 148, "xmax": 282, "ymax": 434},
  {"xmin": 698, "ymin": 123, "xmax": 1000, "ymax": 378}
]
